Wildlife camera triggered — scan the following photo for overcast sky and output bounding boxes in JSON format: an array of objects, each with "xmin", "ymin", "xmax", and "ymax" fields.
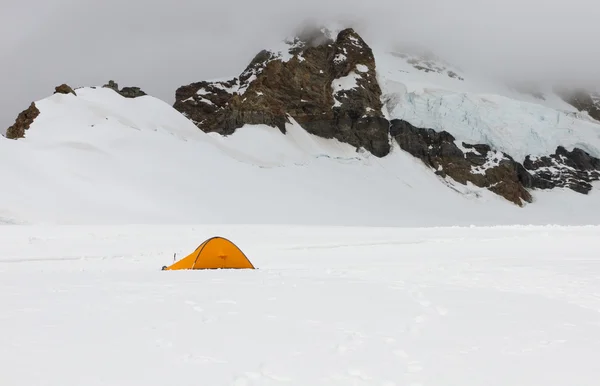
[{"xmin": 1, "ymin": 0, "xmax": 599, "ymax": 128}]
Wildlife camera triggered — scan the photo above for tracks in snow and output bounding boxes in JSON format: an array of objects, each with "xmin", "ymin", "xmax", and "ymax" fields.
[{"xmin": 171, "ymin": 273, "xmax": 451, "ymax": 386}]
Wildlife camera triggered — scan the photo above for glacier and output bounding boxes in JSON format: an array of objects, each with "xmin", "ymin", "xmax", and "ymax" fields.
[{"xmin": 376, "ymin": 50, "xmax": 600, "ymax": 162}]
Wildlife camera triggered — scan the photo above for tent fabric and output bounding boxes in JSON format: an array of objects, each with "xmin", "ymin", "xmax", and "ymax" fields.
[{"xmin": 163, "ymin": 236, "xmax": 255, "ymax": 270}]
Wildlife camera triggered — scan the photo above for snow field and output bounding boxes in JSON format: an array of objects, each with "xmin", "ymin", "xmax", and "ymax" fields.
[
  {"xmin": 2, "ymin": 32, "xmax": 600, "ymax": 386},
  {"xmin": 1, "ymin": 224, "xmax": 599, "ymax": 385},
  {"xmin": 3, "ymin": 87, "xmax": 600, "ymax": 226}
]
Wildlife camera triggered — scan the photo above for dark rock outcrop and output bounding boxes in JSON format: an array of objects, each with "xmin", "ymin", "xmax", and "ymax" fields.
[
  {"xmin": 173, "ymin": 28, "xmax": 390, "ymax": 157},
  {"xmin": 5, "ymin": 102, "xmax": 40, "ymax": 139},
  {"xmin": 524, "ymin": 146, "xmax": 600, "ymax": 194},
  {"xmin": 390, "ymin": 119, "xmax": 533, "ymax": 205},
  {"xmin": 119, "ymin": 87, "xmax": 146, "ymax": 98},
  {"xmin": 103, "ymin": 80, "xmax": 147, "ymax": 98},
  {"xmin": 103, "ymin": 80, "xmax": 119, "ymax": 92},
  {"xmin": 3, "ymin": 25, "xmax": 598, "ymax": 208},
  {"xmin": 54, "ymin": 84, "xmax": 76, "ymax": 96},
  {"xmin": 391, "ymin": 118, "xmax": 600, "ymax": 203}
]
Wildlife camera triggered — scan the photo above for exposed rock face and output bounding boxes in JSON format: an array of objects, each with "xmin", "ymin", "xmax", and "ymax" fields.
[
  {"xmin": 119, "ymin": 87, "xmax": 146, "ymax": 98},
  {"xmin": 5, "ymin": 102, "xmax": 40, "ymax": 139},
  {"xmin": 103, "ymin": 80, "xmax": 147, "ymax": 98},
  {"xmin": 391, "ymin": 118, "xmax": 600, "ymax": 203},
  {"xmin": 54, "ymin": 84, "xmax": 76, "ymax": 96},
  {"xmin": 390, "ymin": 120, "xmax": 532, "ymax": 205},
  {"xmin": 524, "ymin": 146, "xmax": 600, "ymax": 194},
  {"xmin": 554, "ymin": 87, "xmax": 600, "ymax": 121},
  {"xmin": 173, "ymin": 28, "xmax": 390, "ymax": 157}
]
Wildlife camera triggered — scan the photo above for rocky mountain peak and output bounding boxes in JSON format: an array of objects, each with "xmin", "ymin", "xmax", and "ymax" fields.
[
  {"xmin": 171, "ymin": 26, "xmax": 600, "ymax": 205},
  {"xmin": 173, "ymin": 27, "xmax": 390, "ymax": 156}
]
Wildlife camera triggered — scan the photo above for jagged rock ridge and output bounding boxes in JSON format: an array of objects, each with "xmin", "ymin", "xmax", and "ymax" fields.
[
  {"xmin": 173, "ymin": 27, "xmax": 390, "ymax": 157},
  {"xmin": 390, "ymin": 120, "xmax": 533, "ymax": 206},
  {"xmin": 524, "ymin": 147, "xmax": 600, "ymax": 194},
  {"xmin": 390, "ymin": 119, "xmax": 600, "ymax": 204}
]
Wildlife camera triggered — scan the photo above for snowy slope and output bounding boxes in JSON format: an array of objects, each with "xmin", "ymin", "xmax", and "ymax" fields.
[
  {"xmin": 376, "ymin": 50, "xmax": 600, "ymax": 161},
  {"xmin": 2, "ymin": 86, "xmax": 600, "ymax": 226},
  {"xmin": 1, "ymin": 224, "xmax": 599, "ymax": 385},
  {"xmin": 2, "ymin": 42, "xmax": 600, "ymax": 386}
]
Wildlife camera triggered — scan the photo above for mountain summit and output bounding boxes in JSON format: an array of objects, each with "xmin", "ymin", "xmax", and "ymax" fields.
[
  {"xmin": 173, "ymin": 27, "xmax": 390, "ymax": 157},
  {"xmin": 2, "ymin": 27, "xmax": 600, "ymax": 223},
  {"xmin": 172, "ymin": 27, "xmax": 600, "ymax": 206}
]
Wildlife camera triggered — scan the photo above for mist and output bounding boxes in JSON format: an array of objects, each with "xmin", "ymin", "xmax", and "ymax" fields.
[{"xmin": 1, "ymin": 0, "xmax": 599, "ymax": 128}]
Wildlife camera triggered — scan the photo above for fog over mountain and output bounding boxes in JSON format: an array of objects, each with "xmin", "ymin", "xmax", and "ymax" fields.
[{"xmin": 1, "ymin": 0, "xmax": 599, "ymax": 128}]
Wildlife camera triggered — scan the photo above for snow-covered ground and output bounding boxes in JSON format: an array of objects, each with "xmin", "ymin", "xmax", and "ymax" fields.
[
  {"xmin": 2, "ymin": 46, "xmax": 600, "ymax": 386},
  {"xmin": 1, "ymin": 224, "xmax": 599, "ymax": 385},
  {"xmin": 2, "ymin": 86, "xmax": 600, "ymax": 226}
]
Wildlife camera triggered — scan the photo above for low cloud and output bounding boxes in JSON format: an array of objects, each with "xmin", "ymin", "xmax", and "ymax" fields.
[{"xmin": 1, "ymin": 0, "xmax": 599, "ymax": 127}]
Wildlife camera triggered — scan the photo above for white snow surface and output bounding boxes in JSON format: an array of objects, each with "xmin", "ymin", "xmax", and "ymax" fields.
[
  {"xmin": 332, "ymin": 71, "xmax": 360, "ymax": 92},
  {"xmin": 331, "ymin": 69, "xmax": 363, "ymax": 108},
  {"xmin": 376, "ymin": 50, "xmax": 600, "ymax": 161},
  {"xmin": 1, "ymin": 224, "xmax": 599, "ymax": 385},
  {"xmin": 2, "ymin": 75, "xmax": 600, "ymax": 385},
  {"xmin": 2, "ymin": 86, "xmax": 600, "ymax": 226}
]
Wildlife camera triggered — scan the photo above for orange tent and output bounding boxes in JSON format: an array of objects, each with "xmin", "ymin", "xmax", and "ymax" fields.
[{"xmin": 162, "ymin": 236, "xmax": 255, "ymax": 270}]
